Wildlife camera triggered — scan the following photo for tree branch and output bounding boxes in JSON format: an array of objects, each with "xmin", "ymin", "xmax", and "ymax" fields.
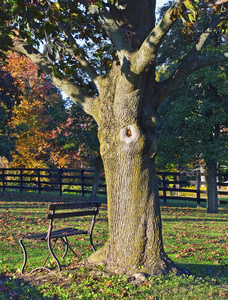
[
  {"xmin": 156, "ymin": 51, "xmax": 228, "ymax": 102},
  {"xmin": 196, "ymin": 9, "xmax": 228, "ymax": 51},
  {"xmin": 157, "ymin": 9, "xmax": 228, "ymax": 102},
  {"xmin": 57, "ymin": 22, "xmax": 98, "ymax": 82},
  {"xmin": 9, "ymin": 37, "xmax": 94, "ymax": 114},
  {"xmin": 130, "ymin": 1, "xmax": 183, "ymax": 75},
  {"xmin": 100, "ymin": 8, "xmax": 132, "ymax": 64}
]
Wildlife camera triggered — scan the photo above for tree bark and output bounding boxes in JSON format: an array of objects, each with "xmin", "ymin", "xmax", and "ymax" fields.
[
  {"xmin": 84, "ymin": 65, "xmax": 176, "ymax": 275},
  {"xmin": 88, "ymin": 154, "xmax": 173, "ymax": 275},
  {"xmin": 206, "ymin": 161, "xmax": 219, "ymax": 213}
]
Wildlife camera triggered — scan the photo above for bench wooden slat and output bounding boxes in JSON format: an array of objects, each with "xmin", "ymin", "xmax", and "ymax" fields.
[
  {"xmin": 23, "ymin": 227, "xmax": 89, "ymax": 240},
  {"xmin": 48, "ymin": 202, "xmax": 100, "ymax": 211},
  {"xmin": 47, "ymin": 210, "xmax": 97, "ymax": 219},
  {"xmin": 50, "ymin": 228, "xmax": 88, "ymax": 238}
]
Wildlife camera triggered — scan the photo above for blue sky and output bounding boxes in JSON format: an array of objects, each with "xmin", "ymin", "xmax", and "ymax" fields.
[
  {"xmin": 156, "ymin": 0, "xmax": 170, "ymax": 9},
  {"xmin": 156, "ymin": 0, "xmax": 170, "ymax": 18}
]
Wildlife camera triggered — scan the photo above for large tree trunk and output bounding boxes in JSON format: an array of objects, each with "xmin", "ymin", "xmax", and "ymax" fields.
[
  {"xmin": 206, "ymin": 161, "xmax": 218, "ymax": 213},
  {"xmin": 88, "ymin": 155, "xmax": 173, "ymax": 275},
  {"xmin": 86, "ymin": 66, "xmax": 175, "ymax": 275}
]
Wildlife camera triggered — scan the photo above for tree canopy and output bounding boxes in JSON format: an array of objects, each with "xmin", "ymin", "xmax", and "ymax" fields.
[{"xmin": 1, "ymin": 0, "xmax": 227, "ymax": 110}]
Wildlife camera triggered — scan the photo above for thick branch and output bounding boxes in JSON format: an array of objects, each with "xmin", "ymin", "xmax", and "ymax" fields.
[
  {"xmin": 101, "ymin": 8, "xmax": 132, "ymax": 64},
  {"xmin": 196, "ymin": 9, "xmax": 228, "ymax": 51},
  {"xmin": 157, "ymin": 9, "xmax": 228, "ymax": 102},
  {"xmin": 130, "ymin": 2, "xmax": 182, "ymax": 75},
  {"xmin": 130, "ymin": 0, "xmax": 228, "ymax": 76},
  {"xmin": 9, "ymin": 38, "xmax": 94, "ymax": 114},
  {"xmin": 156, "ymin": 52, "xmax": 228, "ymax": 102}
]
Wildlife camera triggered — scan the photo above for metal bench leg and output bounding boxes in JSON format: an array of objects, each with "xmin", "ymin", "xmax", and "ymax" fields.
[
  {"xmin": 60, "ymin": 237, "xmax": 78, "ymax": 257},
  {"xmin": 19, "ymin": 239, "xmax": 27, "ymax": 274},
  {"xmin": 62, "ymin": 237, "xmax": 68, "ymax": 259},
  {"xmin": 90, "ymin": 233, "xmax": 96, "ymax": 252},
  {"xmin": 47, "ymin": 237, "xmax": 61, "ymax": 271},
  {"xmin": 41, "ymin": 238, "xmax": 58, "ymax": 268},
  {"xmin": 29, "ymin": 239, "xmax": 59, "ymax": 274}
]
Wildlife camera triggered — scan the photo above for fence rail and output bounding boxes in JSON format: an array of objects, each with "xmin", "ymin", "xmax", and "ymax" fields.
[
  {"xmin": 0, "ymin": 168, "xmax": 106, "ymax": 197},
  {"xmin": 0, "ymin": 168, "xmax": 227, "ymax": 205},
  {"xmin": 157, "ymin": 171, "xmax": 228, "ymax": 206}
]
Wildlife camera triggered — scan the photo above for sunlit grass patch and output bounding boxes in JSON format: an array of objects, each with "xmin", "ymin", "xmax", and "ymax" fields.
[{"xmin": 0, "ymin": 195, "xmax": 227, "ymax": 299}]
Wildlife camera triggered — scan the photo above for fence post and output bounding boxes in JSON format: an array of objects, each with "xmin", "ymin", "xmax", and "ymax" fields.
[
  {"xmin": 59, "ymin": 168, "xmax": 63, "ymax": 195},
  {"xmin": 81, "ymin": 169, "xmax": 85, "ymax": 197},
  {"xmin": 20, "ymin": 169, "xmax": 23, "ymax": 193},
  {"xmin": 162, "ymin": 172, "xmax": 167, "ymax": 205},
  {"xmin": 196, "ymin": 171, "xmax": 201, "ymax": 207},
  {"xmin": 2, "ymin": 168, "xmax": 5, "ymax": 192},
  {"xmin": 37, "ymin": 169, "xmax": 41, "ymax": 194}
]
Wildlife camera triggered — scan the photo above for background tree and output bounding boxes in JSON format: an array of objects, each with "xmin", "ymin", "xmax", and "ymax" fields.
[
  {"xmin": 2, "ymin": 51, "xmax": 99, "ymax": 169},
  {"xmin": 156, "ymin": 3, "xmax": 228, "ymax": 213},
  {"xmin": 0, "ymin": 62, "xmax": 22, "ymax": 159},
  {"xmin": 156, "ymin": 64, "xmax": 228, "ymax": 213},
  {"xmin": 0, "ymin": 0, "xmax": 227, "ymax": 275},
  {"xmin": 52, "ymin": 103, "xmax": 99, "ymax": 168},
  {"xmin": 6, "ymin": 52, "xmax": 68, "ymax": 168}
]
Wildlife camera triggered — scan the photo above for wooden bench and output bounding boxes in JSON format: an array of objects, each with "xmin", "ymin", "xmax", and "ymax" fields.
[{"xmin": 19, "ymin": 201, "xmax": 101, "ymax": 274}]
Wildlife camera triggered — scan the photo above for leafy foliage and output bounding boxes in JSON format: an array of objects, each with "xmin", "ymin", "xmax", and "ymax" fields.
[
  {"xmin": 52, "ymin": 103, "xmax": 99, "ymax": 168},
  {"xmin": 0, "ymin": 62, "xmax": 22, "ymax": 158},
  {"xmin": 0, "ymin": 51, "xmax": 99, "ymax": 169},
  {"xmin": 0, "ymin": 0, "xmax": 113, "ymax": 93},
  {"xmin": 5, "ymin": 52, "xmax": 68, "ymax": 168},
  {"xmin": 156, "ymin": 4, "xmax": 228, "ymax": 170},
  {"xmin": 156, "ymin": 63, "xmax": 228, "ymax": 169}
]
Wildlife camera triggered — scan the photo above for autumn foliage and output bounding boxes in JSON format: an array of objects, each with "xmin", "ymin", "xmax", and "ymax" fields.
[{"xmin": 2, "ymin": 52, "xmax": 98, "ymax": 169}]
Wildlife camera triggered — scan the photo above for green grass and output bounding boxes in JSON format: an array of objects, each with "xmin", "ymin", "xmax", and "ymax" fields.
[{"xmin": 0, "ymin": 193, "xmax": 228, "ymax": 299}]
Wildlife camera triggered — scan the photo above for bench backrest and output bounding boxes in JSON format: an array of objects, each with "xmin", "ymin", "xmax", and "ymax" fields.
[{"xmin": 47, "ymin": 201, "xmax": 101, "ymax": 220}]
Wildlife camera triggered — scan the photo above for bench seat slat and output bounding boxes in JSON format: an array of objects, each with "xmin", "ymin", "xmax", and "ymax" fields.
[
  {"xmin": 48, "ymin": 202, "xmax": 100, "ymax": 211},
  {"xmin": 22, "ymin": 227, "xmax": 88, "ymax": 240},
  {"xmin": 47, "ymin": 210, "xmax": 97, "ymax": 219}
]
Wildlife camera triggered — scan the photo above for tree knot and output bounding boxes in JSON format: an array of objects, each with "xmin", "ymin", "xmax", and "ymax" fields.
[{"xmin": 119, "ymin": 124, "xmax": 140, "ymax": 144}]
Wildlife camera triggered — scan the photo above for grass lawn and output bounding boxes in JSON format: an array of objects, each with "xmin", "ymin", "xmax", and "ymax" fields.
[{"xmin": 0, "ymin": 193, "xmax": 227, "ymax": 299}]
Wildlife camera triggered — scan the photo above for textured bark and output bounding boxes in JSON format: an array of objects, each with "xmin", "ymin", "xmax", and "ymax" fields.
[
  {"xmin": 83, "ymin": 64, "xmax": 176, "ymax": 275},
  {"xmin": 206, "ymin": 161, "xmax": 219, "ymax": 213}
]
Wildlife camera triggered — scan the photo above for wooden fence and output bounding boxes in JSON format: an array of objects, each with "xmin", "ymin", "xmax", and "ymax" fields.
[
  {"xmin": 0, "ymin": 168, "xmax": 227, "ymax": 205},
  {"xmin": 0, "ymin": 168, "xmax": 106, "ymax": 197},
  {"xmin": 157, "ymin": 171, "xmax": 228, "ymax": 205}
]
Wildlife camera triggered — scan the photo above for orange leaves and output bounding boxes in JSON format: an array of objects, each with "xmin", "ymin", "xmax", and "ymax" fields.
[
  {"xmin": 175, "ymin": 245, "xmax": 204, "ymax": 258},
  {"xmin": 3, "ymin": 52, "xmax": 65, "ymax": 169}
]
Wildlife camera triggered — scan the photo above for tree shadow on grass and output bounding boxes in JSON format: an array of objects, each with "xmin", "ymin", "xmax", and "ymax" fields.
[
  {"xmin": 162, "ymin": 217, "xmax": 227, "ymax": 222},
  {"xmin": 178, "ymin": 263, "xmax": 228, "ymax": 281},
  {"xmin": 0, "ymin": 275, "xmax": 53, "ymax": 299}
]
